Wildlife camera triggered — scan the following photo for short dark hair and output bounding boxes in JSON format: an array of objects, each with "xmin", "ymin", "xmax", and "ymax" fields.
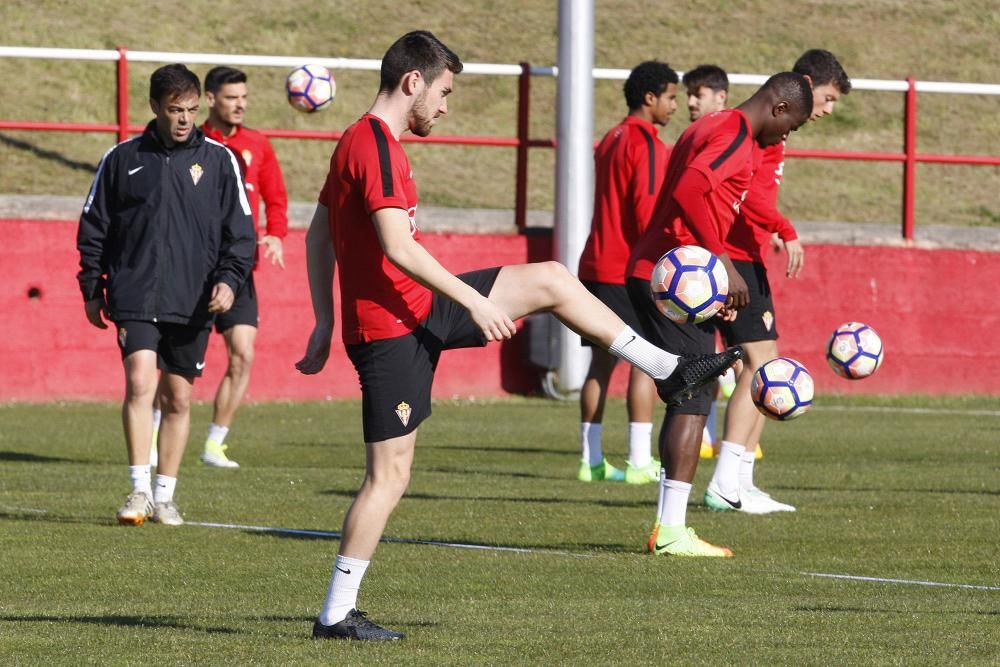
[
  {"xmin": 623, "ymin": 61, "xmax": 678, "ymax": 110},
  {"xmin": 793, "ymin": 49, "xmax": 851, "ymax": 94},
  {"xmin": 763, "ymin": 71, "xmax": 814, "ymax": 117},
  {"xmin": 149, "ymin": 63, "xmax": 200, "ymax": 103},
  {"xmin": 379, "ymin": 30, "xmax": 463, "ymax": 93},
  {"xmin": 204, "ymin": 66, "xmax": 247, "ymax": 94},
  {"xmin": 682, "ymin": 64, "xmax": 729, "ymax": 93}
]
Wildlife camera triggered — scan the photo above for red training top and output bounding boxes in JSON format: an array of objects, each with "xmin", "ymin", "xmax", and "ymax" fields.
[
  {"xmin": 578, "ymin": 115, "xmax": 670, "ymax": 284},
  {"xmin": 724, "ymin": 141, "xmax": 798, "ymax": 263},
  {"xmin": 201, "ymin": 123, "xmax": 288, "ymax": 239},
  {"xmin": 319, "ymin": 114, "xmax": 432, "ymax": 344},
  {"xmin": 628, "ymin": 109, "xmax": 757, "ymax": 281}
]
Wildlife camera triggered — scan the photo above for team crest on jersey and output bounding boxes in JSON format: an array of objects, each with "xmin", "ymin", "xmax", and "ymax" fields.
[
  {"xmin": 395, "ymin": 401, "xmax": 412, "ymax": 427},
  {"xmin": 189, "ymin": 163, "xmax": 204, "ymax": 185},
  {"xmin": 762, "ymin": 310, "xmax": 774, "ymax": 331},
  {"xmin": 241, "ymin": 149, "xmax": 253, "ymax": 167},
  {"xmin": 118, "ymin": 327, "xmax": 127, "ymax": 348}
]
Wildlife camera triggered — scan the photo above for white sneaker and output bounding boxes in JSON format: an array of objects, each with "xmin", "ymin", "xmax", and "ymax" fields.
[
  {"xmin": 116, "ymin": 491, "xmax": 153, "ymax": 526},
  {"xmin": 740, "ymin": 487, "xmax": 796, "ymax": 513},
  {"xmin": 152, "ymin": 501, "xmax": 184, "ymax": 526}
]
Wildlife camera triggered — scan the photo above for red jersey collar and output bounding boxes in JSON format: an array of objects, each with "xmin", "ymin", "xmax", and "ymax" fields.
[
  {"xmin": 200, "ymin": 121, "xmax": 243, "ymax": 143},
  {"xmin": 621, "ymin": 114, "xmax": 659, "ymax": 135}
]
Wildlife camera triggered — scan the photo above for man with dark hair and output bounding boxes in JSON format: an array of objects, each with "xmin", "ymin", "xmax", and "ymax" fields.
[
  {"xmin": 576, "ymin": 60, "xmax": 679, "ymax": 485},
  {"xmin": 77, "ymin": 63, "xmax": 255, "ymax": 527},
  {"xmin": 297, "ymin": 31, "xmax": 741, "ymax": 640},
  {"xmin": 627, "ymin": 71, "xmax": 812, "ymax": 557},
  {"xmin": 705, "ymin": 50, "xmax": 851, "ymax": 515},
  {"xmin": 150, "ymin": 65, "xmax": 289, "ymax": 470},
  {"xmin": 682, "ymin": 64, "xmax": 729, "ymax": 122}
]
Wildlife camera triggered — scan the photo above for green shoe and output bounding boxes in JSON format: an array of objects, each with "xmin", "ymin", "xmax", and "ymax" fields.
[
  {"xmin": 577, "ymin": 458, "xmax": 624, "ymax": 482},
  {"xmin": 625, "ymin": 460, "xmax": 661, "ymax": 485},
  {"xmin": 704, "ymin": 485, "xmax": 741, "ymax": 512},
  {"xmin": 201, "ymin": 439, "xmax": 240, "ymax": 469},
  {"xmin": 652, "ymin": 525, "xmax": 733, "ymax": 557}
]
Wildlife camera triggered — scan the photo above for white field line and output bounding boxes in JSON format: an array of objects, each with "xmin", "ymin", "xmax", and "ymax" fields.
[
  {"xmin": 800, "ymin": 572, "xmax": 1000, "ymax": 591},
  {"xmin": 754, "ymin": 403, "xmax": 1000, "ymax": 418}
]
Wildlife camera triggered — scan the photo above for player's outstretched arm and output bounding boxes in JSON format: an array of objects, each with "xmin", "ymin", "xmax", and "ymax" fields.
[
  {"xmin": 373, "ymin": 208, "xmax": 516, "ymax": 342},
  {"xmin": 296, "ymin": 204, "xmax": 336, "ymax": 375}
]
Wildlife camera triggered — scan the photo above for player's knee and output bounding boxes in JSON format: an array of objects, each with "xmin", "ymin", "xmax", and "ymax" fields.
[
  {"xmin": 535, "ymin": 260, "xmax": 573, "ymax": 300},
  {"xmin": 229, "ymin": 347, "xmax": 255, "ymax": 376}
]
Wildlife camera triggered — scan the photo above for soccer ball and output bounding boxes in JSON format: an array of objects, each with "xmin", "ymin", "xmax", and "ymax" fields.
[
  {"xmin": 286, "ymin": 64, "xmax": 335, "ymax": 112},
  {"xmin": 751, "ymin": 357, "xmax": 814, "ymax": 421},
  {"xmin": 650, "ymin": 245, "xmax": 728, "ymax": 324},
  {"xmin": 826, "ymin": 322, "xmax": 884, "ymax": 379}
]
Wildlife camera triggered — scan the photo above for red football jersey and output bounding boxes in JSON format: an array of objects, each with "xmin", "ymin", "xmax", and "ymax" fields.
[
  {"xmin": 628, "ymin": 109, "xmax": 757, "ymax": 281},
  {"xmin": 201, "ymin": 123, "xmax": 288, "ymax": 238},
  {"xmin": 319, "ymin": 114, "xmax": 432, "ymax": 344},
  {"xmin": 725, "ymin": 141, "xmax": 798, "ymax": 263},
  {"xmin": 578, "ymin": 116, "xmax": 670, "ymax": 284}
]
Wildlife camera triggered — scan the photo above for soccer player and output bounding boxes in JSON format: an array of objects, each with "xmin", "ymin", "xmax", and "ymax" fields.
[
  {"xmin": 627, "ymin": 71, "xmax": 814, "ymax": 557},
  {"xmin": 682, "ymin": 64, "xmax": 729, "ymax": 122},
  {"xmin": 705, "ymin": 49, "xmax": 851, "ymax": 514},
  {"xmin": 296, "ymin": 31, "xmax": 743, "ymax": 641},
  {"xmin": 576, "ymin": 61, "xmax": 679, "ymax": 485},
  {"xmin": 77, "ymin": 64, "xmax": 255, "ymax": 526}
]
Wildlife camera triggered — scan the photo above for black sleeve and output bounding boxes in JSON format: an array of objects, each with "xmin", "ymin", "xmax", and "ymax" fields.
[
  {"xmin": 76, "ymin": 146, "xmax": 117, "ymax": 301},
  {"xmin": 212, "ymin": 148, "xmax": 257, "ymax": 293}
]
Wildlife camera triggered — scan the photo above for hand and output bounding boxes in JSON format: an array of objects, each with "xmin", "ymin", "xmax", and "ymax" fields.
[
  {"xmin": 782, "ymin": 239, "xmax": 805, "ymax": 278},
  {"xmin": 720, "ymin": 255, "xmax": 749, "ymax": 310},
  {"xmin": 715, "ymin": 304, "xmax": 738, "ymax": 322},
  {"xmin": 259, "ymin": 235, "xmax": 285, "ymax": 269},
  {"xmin": 84, "ymin": 298, "xmax": 108, "ymax": 329},
  {"xmin": 295, "ymin": 322, "xmax": 333, "ymax": 375},
  {"xmin": 468, "ymin": 295, "xmax": 517, "ymax": 342},
  {"xmin": 208, "ymin": 282, "xmax": 235, "ymax": 313}
]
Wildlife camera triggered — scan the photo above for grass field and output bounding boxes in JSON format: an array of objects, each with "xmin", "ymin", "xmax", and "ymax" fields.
[
  {"xmin": 0, "ymin": 1, "xmax": 998, "ymax": 227},
  {"xmin": 1, "ymin": 395, "xmax": 997, "ymax": 664}
]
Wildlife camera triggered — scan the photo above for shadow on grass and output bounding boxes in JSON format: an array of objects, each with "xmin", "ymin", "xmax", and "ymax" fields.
[
  {"xmin": 420, "ymin": 444, "xmax": 566, "ymax": 456},
  {"xmin": 0, "ymin": 133, "xmax": 97, "ymax": 172},
  {"xmin": 0, "ymin": 450, "xmax": 83, "ymax": 464},
  {"xmin": 774, "ymin": 484, "xmax": 1000, "ymax": 497},
  {"xmin": 794, "ymin": 606, "xmax": 1000, "ymax": 616},
  {"xmin": 319, "ymin": 487, "xmax": 648, "ymax": 510},
  {"xmin": 0, "ymin": 613, "xmax": 243, "ymax": 634}
]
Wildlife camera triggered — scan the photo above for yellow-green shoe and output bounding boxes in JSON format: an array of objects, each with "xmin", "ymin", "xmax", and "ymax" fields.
[
  {"xmin": 201, "ymin": 439, "xmax": 240, "ymax": 469},
  {"xmin": 625, "ymin": 460, "xmax": 661, "ymax": 485},
  {"xmin": 652, "ymin": 525, "xmax": 734, "ymax": 557},
  {"xmin": 577, "ymin": 458, "xmax": 624, "ymax": 482}
]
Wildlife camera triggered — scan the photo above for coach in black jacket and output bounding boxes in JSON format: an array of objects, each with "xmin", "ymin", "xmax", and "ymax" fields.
[{"xmin": 76, "ymin": 64, "xmax": 256, "ymax": 527}]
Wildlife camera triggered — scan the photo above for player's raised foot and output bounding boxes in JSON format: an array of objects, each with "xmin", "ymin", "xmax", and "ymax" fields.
[
  {"xmin": 647, "ymin": 522, "xmax": 660, "ymax": 553},
  {"xmin": 577, "ymin": 458, "xmax": 625, "ymax": 482},
  {"xmin": 116, "ymin": 491, "xmax": 153, "ymax": 526},
  {"xmin": 704, "ymin": 483, "xmax": 742, "ymax": 512},
  {"xmin": 652, "ymin": 525, "xmax": 733, "ymax": 557},
  {"xmin": 624, "ymin": 459, "xmax": 660, "ymax": 484},
  {"xmin": 312, "ymin": 609, "xmax": 405, "ymax": 641},
  {"xmin": 741, "ymin": 487, "xmax": 795, "ymax": 513},
  {"xmin": 152, "ymin": 501, "xmax": 184, "ymax": 526},
  {"xmin": 201, "ymin": 439, "xmax": 240, "ymax": 468},
  {"xmin": 656, "ymin": 347, "xmax": 745, "ymax": 406}
]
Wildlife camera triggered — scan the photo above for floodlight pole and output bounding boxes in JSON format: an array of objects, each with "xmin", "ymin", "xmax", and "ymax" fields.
[{"xmin": 553, "ymin": 0, "xmax": 594, "ymax": 393}]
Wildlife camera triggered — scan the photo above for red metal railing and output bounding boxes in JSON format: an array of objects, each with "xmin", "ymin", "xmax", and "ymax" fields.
[{"xmin": 1, "ymin": 49, "xmax": 998, "ymax": 239}]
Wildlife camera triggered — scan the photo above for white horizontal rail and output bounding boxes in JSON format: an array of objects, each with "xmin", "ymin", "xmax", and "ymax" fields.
[{"xmin": 2, "ymin": 46, "xmax": 998, "ymax": 95}]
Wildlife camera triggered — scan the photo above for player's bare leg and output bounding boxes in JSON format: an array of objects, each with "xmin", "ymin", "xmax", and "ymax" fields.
[
  {"xmin": 577, "ymin": 349, "xmax": 625, "ymax": 481},
  {"xmin": 203, "ymin": 324, "xmax": 256, "ymax": 468},
  {"xmin": 624, "ymin": 366, "xmax": 659, "ymax": 482},
  {"xmin": 117, "ymin": 350, "xmax": 159, "ymax": 525},
  {"xmin": 151, "ymin": 372, "xmax": 194, "ymax": 525}
]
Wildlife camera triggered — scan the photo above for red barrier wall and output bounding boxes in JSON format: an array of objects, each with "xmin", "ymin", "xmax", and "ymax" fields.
[{"xmin": 2, "ymin": 219, "xmax": 998, "ymax": 401}]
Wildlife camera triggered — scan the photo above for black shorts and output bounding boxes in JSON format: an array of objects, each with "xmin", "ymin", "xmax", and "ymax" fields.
[
  {"xmin": 626, "ymin": 277, "xmax": 715, "ymax": 415},
  {"xmin": 715, "ymin": 260, "xmax": 779, "ymax": 345},
  {"xmin": 114, "ymin": 320, "xmax": 212, "ymax": 378},
  {"xmin": 346, "ymin": 268, "xmax": 502, "ymax": 443},
  {"xmin": 215, "ymin": 274, "xmax": 259, "ymax": 332},
  {"xmin": 580, "ymin": 280, "xmax": 642, "ymax": 348}
]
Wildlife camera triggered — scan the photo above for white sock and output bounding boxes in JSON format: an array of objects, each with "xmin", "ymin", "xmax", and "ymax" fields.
[
  {"xmin": 608, "ymin": 326, "xmax": 678, "ymax": 380},
  {"xmin": 654, "ymin": 466, "xmax": 666, "ymax": 521},
  {"xmin": 129, "ymin": 464, "xmax": 152, "ymax": 497},
  {"xmin": 659, "ymin": 478, "xmax": 692, "ymax": 527},
  {"xmin": 319, "ymin": 555, "xmax": 371, "ymax": 625},
  {"xmin": 152, "ymin": 409, "xmax": 162, "ymax": 434},
  {"xmin": 207, "ymin": 423, "xmax": 230, "ymax": 445},
  {"xmin": 627, "ymin": 422, "xmax": 653, "ymax": 467},
  {"xmin": 580, "ymin": 422, "xmax": 604, "ymax": 466},
  {"xmin": 739, "ymin": 451, "xmax": 757, "ymax": 491},
  {"xmin": 711, "ymin": 440, "xmax": 746, "ymax": 498},
  {"xmin": 153, "ymin": 474, "xmax": 176, "ymax": 504}
]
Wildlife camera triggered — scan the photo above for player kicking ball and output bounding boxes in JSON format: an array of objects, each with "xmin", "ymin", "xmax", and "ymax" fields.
[{"xmin": 296, "ymin": 31, "xmax": 743, "ymax": 640}]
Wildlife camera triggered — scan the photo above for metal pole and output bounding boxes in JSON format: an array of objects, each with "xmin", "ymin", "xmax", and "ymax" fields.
[
  {"xmin": 515, "ymin": 62, "xmax": 531, "ymax": 234},
  {"xmin": 902, "ymin": 77, "xmax": 917, "ymax": 241},
  {"xmin": 553, "ymin": 0, "xmax": 594, "ymax": 393},
  {"xmin": 116, "ymin": 47, "xmax": 129, "ymax": 143}
]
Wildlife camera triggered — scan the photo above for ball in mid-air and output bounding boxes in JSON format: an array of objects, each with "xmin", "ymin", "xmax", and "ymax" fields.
[
  {"xmin": 650, "ymin": 245, "xmax": 728, "ymax": 324},
  {"xmin": 826, "ymin": 322, "xmax": 884, "ymax": 379},
  {"xmin": 286, "ymin": 64, "xmax": 335, "ymax": 112},
  {"xmin": 751, "ymin": 357, "xmax": 814, "ymax": 421}
]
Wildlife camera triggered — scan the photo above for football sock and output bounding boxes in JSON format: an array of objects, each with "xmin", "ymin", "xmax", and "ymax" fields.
[
  {"xmin": 319, "ymin": 555, "xmax": 371, "ymax": 625},
  {"xmin": 580, "ymin": 422, "xmax": 604, "ymax": 467},
  {"xmin": 654, "ymin": 466, "xmax": 666, "ymax": 520},
  {"xmin": 609, "ymin": 326, "xmax": 678, "ymax": 380},
  {"xmin": 153, "ymin": 474, "xmax": 176, "ymax": 504},
  {"xmin": 711, "ymin": 440, "xmax": 745, "ymax": 498},
  {"xmin": 207, "ymin": 423, "xmax": 230, "ymax": 445},
  {"xmin": 659, "ymin": 478, "xmax": 692, "ymax": 528},
  {"xmin": 152, "ymin": 409, "xmax": 162, "ymax": 434},
  {"xmin": 129, "ymin": 464, "xmax": 152, "ymax": 497},
  {"xmin": 705, "ymin": 400, "xmax": 719, "ymax": 444},
  {"xmin": 627, "ymin": 422, "xmax": 653, "ymax": 467},
  {"xmin": 739, "ymin": 450, "xmax": 757, "ymax": 491}
]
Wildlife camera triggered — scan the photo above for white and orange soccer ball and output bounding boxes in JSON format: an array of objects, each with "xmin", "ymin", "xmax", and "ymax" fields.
[
  {"xmin": 650, "ymin": 245, "xmax": 729, "ymax": 324},
  {"xmin": 751, "ymin": 357, "xmax": 814, "ymax": 421},
  {"xmin": 286, "ymin": 64, "xmax": 335, "ymax": 112},
  {"xmin": 826, "ymin": 321, "xmax": 884, "ymax": 379}
]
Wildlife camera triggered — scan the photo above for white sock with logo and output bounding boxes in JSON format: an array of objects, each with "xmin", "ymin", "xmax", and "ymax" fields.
[
  {"xmin": 711, "ymin": 440, "xmax": 745, "ymax": 498},
  {"xmin": 319, "ymin": 555, "xmax": 371, "ymax": 625},
  {"xmin": 580, "ymin": 422, "xmax": 604, "ymax": 466},
  {"xmin": 129, "ymin": 464, "xmax": 152, "ymax": 497},
  {"xmin": 659, "ymin": 478, "xmax": 692, "ymax": 528},
  {"xmin": 627, "ymin": 422, "xmax": 654, "ymax": 467},
  {"xmin": 153, "ymin": 474, "xmax": 176, "ymax": 504},
  {"xmin": 739, "ymin": 451, "xmax": 758, "ymax": 491},
  {"xmin": 207, "ymin": 423, "xmax": 229, "ymax": 445},
  {"xmin": 608, "ymin": 326, "xmax": 679, "ymax": 380}
]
